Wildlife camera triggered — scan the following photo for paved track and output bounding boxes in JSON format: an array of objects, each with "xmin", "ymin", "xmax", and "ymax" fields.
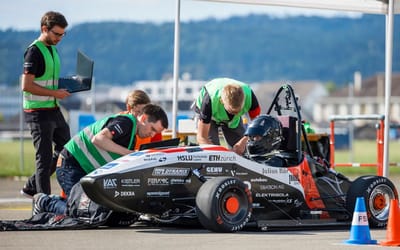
[{"xmin": 0, "ymin": 177, "xmax": 397, "ymax": 250}]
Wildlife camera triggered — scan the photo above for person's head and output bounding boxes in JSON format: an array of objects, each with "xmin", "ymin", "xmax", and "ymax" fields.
[
  {"xmin": 40, "ymin": 11, "xmax": 68, "ymax": 45},
  {"xmin": 245, "ymin": 114, "xmax": 283, "ymax": 156},
  {"xmin": 126, "ymin": 90, "xmax": 151, "ymax": 117},
  {"xmin": 221, "ymin": 83, "xmax": 244, "ymax": 115},
  {"xmin": 137, "ymin": 104, "xmax": 169, "ymax": 138}
]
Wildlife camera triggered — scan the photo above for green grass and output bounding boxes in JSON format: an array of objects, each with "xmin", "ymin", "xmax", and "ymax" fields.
[
  {"xmin": 0, "ymin": 139, "xmax": 400, "ymax": 177},
  {"xmin": 0, "ymin": 140, "xmax": 36, "ymax": 176}
]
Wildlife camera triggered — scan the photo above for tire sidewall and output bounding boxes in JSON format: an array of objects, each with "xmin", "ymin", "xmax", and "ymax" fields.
[
  {"xmin": 347, "ymin": 175, "xmax": 398, "ymax": 227},
  {"xmin": 196, "ymin": 177, "xmax": 252, "ymax": 232}
]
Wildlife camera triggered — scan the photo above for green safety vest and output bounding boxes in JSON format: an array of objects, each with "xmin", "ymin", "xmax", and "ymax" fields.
[
  {"xmin": 23, "ymin": 40, "xmax": 60, "ymax": 109},
  {"xmin": 196, "ymin": 78, "xmax": 252, "ymax": 128},
  {"xmin": 64, "ymin": 114, "xmax": 137, "ymax": 173}
]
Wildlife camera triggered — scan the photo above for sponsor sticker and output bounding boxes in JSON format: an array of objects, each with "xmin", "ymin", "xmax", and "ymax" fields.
[
  {"xmin": 152, "ymin": 168, "xmax": 190, "ymax": 176},
  {"xmin": 103, "ymin": 178, "xmax": 117, "ymax": 189}
]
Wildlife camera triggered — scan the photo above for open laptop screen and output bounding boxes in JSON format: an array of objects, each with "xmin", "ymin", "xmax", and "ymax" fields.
[{"xmin": 59, "ymin": 51, "xmax": 94, "ymax": 93}]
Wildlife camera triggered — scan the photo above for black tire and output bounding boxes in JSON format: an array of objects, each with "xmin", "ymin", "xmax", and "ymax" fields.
[
  {"xmin": 346, "ymin": 175, "xmax": 398, "ymax": 228},
  {"xmin": 195, "ymin": 177, "xmax": 252, "ymax": 233},
  {"xmin": 105, "ymin": 211, "xmax": 138, "ymax": 227}
]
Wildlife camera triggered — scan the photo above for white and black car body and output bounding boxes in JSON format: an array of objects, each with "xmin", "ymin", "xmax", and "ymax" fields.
[{"xmin": 80, "ymin": 84, "xmax": 398, "ymax": 232}]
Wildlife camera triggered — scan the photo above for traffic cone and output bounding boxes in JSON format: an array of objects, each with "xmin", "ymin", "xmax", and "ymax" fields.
[
  {"xmin": 380, "ymin": 199, "xmax": 400, "ymax": 246},
  {"xmin": 344, "ymin": 197, "xmax": 377, "ymax": 245}
]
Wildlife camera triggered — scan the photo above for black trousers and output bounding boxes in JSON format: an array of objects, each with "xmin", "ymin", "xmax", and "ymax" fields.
[{"xmin": 24, "ymin": 108, "xmax": 71, "ymax": 194}]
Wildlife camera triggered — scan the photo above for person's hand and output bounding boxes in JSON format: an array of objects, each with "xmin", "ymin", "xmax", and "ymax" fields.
[
  {"xmin": 53, "ymin": 89, "xmax": 71, "ymax": 99},
  {"xmin": 232, "ymin": 140, "xmax": 246, "ymax": 155}
]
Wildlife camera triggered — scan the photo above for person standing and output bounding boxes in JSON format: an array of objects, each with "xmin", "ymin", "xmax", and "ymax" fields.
[
  {"xmin": 21, "ymin": 11, "xmax": 71, "ymax": 197},
  {"xmin": 194, "ymin": 78, "xmax": 261, "ymax": 155}
]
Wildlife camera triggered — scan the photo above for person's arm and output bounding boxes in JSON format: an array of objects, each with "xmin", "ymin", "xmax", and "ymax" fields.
[
  {"xmin": 21, "ymin": 73, "xmax": 70, "ymax": 99},
  {"xmin": 91, "ymin": 128, "xmax": 133, "ymax": 156},
  {"xmin": 248, "ymin": 90, "xmax": 261, "ymax": 120},
  {"xmin": 196, "ymin": 120, "xmax": 212, "ymax": 145}
]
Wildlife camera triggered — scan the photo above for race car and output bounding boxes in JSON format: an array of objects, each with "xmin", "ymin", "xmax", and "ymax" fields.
[{"xmin": 80, "ymin": 84, "xmax": 398, "ymax": 232}]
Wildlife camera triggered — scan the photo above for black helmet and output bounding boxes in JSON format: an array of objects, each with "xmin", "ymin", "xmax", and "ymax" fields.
[{"xmin": 245, "ymin": 114, "xmax": 283, "ymax": 155}]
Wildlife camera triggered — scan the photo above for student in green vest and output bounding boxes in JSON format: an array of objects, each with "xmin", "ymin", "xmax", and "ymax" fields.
[
  {"xmin": 194, "ymin": 78, "xmax": 261, "ymax": 155},
  {"xmin": 55, "ymin": 104, "xmax": 169, "ymax": 196},
  {"xmin": 21, "ymin": 11, "xmax": 71, "ymax": 198}
]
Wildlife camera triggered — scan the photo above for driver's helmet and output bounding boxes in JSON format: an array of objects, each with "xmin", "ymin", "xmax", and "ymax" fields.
[{"xmin": 245, "ymin": 114, "xmax": 283, "ymax": 155}]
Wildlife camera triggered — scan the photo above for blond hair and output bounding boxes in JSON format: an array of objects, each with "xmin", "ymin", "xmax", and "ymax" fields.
[
  {"xmin": 126, "ymin": 90, "xmax": 151, "ymax": 108},
  {"xmin": 221, "ymin": 84, "xmax": 244, "ymax": 111}
]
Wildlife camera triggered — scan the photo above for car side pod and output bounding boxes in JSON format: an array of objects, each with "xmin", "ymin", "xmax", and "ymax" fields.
[
  {"xmin": 380, "ymin": 199, "xmax": 400, "ymax": 246},
  {"xmin": 344, "ymin": 197, "xmax": 377, "ymax": 245}
]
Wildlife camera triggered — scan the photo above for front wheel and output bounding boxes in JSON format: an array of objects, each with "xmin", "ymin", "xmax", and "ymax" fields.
[
  {"xmin": 195, "ymin": 177, "xmax": 252, "ymax": 233},
  {"xmin": 346, "ymin": 175, "xmax": 398, "ymax": 228}
]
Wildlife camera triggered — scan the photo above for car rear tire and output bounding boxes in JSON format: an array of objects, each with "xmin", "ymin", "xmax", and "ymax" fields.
[
  {"xmin": 195, "ymin": 177, "xmax": 252, "ymax": 232},
  {"xmin": 346, "ymin": 175, "xmax": 398, "ymax": 228}
]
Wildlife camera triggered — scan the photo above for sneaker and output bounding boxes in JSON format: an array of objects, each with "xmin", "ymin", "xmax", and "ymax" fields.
[
  {"xmin": 20, "ymin": 186, "xmax": 36, "ymax": 199},
  {"xmin": 32, "ymin": 193, "xmax": 46, "ymax": 216}
]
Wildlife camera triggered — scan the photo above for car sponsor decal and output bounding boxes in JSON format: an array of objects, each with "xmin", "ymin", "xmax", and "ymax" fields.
[{"xmin": 152, "ymin": 167, "xmax": 190, "ymax": 176}]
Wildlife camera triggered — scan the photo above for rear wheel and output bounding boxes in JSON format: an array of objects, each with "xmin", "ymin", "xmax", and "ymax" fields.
[
  {"xmin": 346, "ymin": 175, "xmax": 398, "ymax": 228},
  {"xmin": 195, "ymin": 177, "xmax": 252, "ymax": 233}
]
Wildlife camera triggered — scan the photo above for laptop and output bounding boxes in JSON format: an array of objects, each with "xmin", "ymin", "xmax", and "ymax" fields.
[
  {"xmin": 59, "ymin": 51, "xmax": 94, "ymax": 93},
  {"xmin": 139, "ymin": 138, "xmax": 180, "ymax": 151}
]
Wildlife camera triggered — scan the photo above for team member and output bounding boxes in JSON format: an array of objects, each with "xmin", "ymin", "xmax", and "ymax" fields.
[
  {"xmin": 119, "ymin": 89, "xmax": 162, "ymax": 149},
  {"xmin": 21, "ymin": 11, "xmax": 71, "ymax": 197},
  {"xmin": 194, "ymin": 78, "xmax": 261, "ymax": 155},
  {"xmin": 56, "ymin": 104, "xmax": 169, "ymax": 196}
]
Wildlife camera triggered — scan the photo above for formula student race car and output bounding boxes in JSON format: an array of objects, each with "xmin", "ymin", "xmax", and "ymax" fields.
[{"xmin": 80, "ymin": 84, "xmax": 398, "ymax": 232}]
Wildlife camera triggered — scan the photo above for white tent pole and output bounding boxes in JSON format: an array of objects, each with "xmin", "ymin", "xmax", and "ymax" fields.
[
  {"xmin": 383, "ymin": 0, "xmax": 394, "ymax": 177},
  {"xmin": 172, "ymin": 0, "xmax": 181, "ymax": 138}
]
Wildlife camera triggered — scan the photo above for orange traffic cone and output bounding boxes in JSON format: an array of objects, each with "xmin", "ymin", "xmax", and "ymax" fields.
[
  {"xmin": 344, "ymin": 197, "xmax": 377, "ymax": 245},
  {"xmin": 380, "ymin": 199, "xmax": 400, "ymax": 246}
]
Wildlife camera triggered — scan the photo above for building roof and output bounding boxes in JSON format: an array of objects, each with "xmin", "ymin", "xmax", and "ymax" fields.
[{"xmin": 331, "ymin": 73, "xmax": 400, "ymax": 97}]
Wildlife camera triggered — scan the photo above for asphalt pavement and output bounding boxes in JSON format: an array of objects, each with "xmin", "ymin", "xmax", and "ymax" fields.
[{"xmin": 0, "ymin": 177, "xmax": 399, "ymax": 250}]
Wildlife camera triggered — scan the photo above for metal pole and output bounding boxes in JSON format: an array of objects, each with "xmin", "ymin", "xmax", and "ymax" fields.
[
  {"xmin": 348, "ymin": 81, "xmax": 354, "ymax": 163},
  {"xmin": 172, "ymin": 0, "xmax": 181, "ymax": 138},
  {"xmin": 383, "ymin": 0, "xmax": 394, "ymax": 177},
  {"xmin": 19, "ymin": 77, "xmax": 24, "ymax": 173}
]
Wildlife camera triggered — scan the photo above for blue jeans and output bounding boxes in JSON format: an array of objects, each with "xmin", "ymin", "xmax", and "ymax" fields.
[
  {"xmin": 39, "ymin": 195, "xmax": 67, "ymax": 215},
  {"xmin": 56, "ymin": 155, "xmax": 87, "ymax": 197}
]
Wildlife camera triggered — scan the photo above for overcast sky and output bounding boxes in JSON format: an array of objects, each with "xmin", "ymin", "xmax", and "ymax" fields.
[{"xmin": 0, "ymin": 0, "xmax": 359, "ymax": 31}]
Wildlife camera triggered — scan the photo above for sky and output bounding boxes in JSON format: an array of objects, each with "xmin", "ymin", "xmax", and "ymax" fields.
[{"xmin": 0, "ymin": 0, "xmax": 360, "ymax": 31}]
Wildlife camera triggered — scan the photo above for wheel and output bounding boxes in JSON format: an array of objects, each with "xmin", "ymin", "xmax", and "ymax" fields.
[
  {"xmin": 105, "ymin": 211, "xmax": 138, "ymax": 227},
  {"xmin": 195, "ymin": 177, "xmax": 252, "ymax": 232},
  {"xmin": 346, "ymin": 175, "xmax": 398, "ymax": 228}
]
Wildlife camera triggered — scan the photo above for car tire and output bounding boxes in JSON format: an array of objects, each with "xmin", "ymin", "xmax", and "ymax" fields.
[
  {"xmin": 195, "ymin": 177, "xmax": 252, "ymax": 232},
  {"xmin": 346, "ymin": 175, "xmax": 398, "ymax": 228}
]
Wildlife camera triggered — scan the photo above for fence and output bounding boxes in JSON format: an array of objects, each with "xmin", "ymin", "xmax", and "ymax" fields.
[{"xmin": 329, "ymin": 114, "xmax": 385, "ymax": 176}]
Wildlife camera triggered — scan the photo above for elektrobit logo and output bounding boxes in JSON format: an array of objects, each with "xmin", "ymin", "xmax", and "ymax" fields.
[{"xmin": 103, "ymin": 178, "xmax": 117, "ymax": 189}]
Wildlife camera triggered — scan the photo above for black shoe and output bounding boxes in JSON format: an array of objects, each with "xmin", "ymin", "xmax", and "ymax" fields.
[{"xmin": 20, "ymin": 186, "xmax": 36, "ymax": 199}]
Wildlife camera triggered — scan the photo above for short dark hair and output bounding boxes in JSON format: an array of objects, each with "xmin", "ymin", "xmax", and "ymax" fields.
[
  {"xmin": 143, "ymin": 104, "xmax": 169, "ymax": 129},
  {"xmin": 41, "ymin": 11, "xmax": 68, "ymax": 30}
]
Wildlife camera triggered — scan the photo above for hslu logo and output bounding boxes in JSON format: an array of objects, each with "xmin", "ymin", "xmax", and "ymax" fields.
[
  {"xmin": 177, "ymin": 155, "xmax": 192, "ymax": 161},
  {"xmin": 103, "ymin": 178, "xmax": 117, "ymax": 189}
]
